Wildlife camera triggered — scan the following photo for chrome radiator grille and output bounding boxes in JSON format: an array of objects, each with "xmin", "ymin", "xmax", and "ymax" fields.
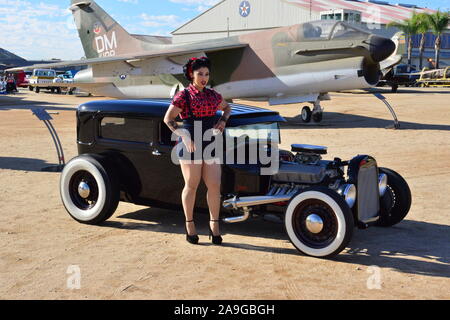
[{"xmin": 357, "ymin": 164, "xmax": 380, "ymax": 223}]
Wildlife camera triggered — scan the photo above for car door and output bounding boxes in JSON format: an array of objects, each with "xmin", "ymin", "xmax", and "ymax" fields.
[
  {"xmin": 143, "ymin": 118, "xmax": 186, "ymax": 207},
  {"xmin": 151, "ymin": 119, "xmax": 210, "ymax": 210},
  {"xmin": 97, "ymin": 115, "xmax": 184, "ymax": 207}
]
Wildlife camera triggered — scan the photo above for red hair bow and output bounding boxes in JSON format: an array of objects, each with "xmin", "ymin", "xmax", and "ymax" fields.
[{"xmin": 187, "ymin": 56, "xmax": 207, "ymax": 77}]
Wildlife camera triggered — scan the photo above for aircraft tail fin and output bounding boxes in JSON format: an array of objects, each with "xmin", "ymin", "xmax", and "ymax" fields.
[{"xmin": 69, "ymin": 0, "xmax": 147, "ymax": 59}]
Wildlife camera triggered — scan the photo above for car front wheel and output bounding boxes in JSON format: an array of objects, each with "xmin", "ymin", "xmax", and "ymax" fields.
[
  {"xmin": 284, "ymin": 187, "xmax": 354, "ymax": 258},
  {"xmin": 376, "ymin": 167, "xmax": 412, "ymax": 227},
  {"xmin": 60, "ymin": 154, "xmax": 119, "ymax": 225}
]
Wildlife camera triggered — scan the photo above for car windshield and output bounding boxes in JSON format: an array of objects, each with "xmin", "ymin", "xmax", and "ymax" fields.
[
  {"xmin": 225, "ymin": 122, "xmax": 280, "ymax": 143},
  {"xmin": 35, "ymin": 70, "xmax": 55, "ymax": 77}
]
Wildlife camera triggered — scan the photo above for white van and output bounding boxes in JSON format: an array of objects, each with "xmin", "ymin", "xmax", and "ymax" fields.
[{"xmin": 29, "ymin": 69, "xmax": 61, "ymax": 93}]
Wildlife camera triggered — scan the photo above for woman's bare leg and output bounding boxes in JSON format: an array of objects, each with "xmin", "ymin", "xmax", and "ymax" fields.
[
  {"xmin": 202, "ymin": 161, "xmax": 222, "ymax": 235},
  {"xmin": 180, "ymin": 160, "xmax": 203, "ymax": 235}
]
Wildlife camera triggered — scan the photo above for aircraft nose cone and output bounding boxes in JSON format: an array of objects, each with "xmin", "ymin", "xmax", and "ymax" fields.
[{"xmin": 369, "ymin": 35, "xmax": 396, "ymax": 62}]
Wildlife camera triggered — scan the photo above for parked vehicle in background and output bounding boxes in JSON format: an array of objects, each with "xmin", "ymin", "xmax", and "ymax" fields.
[
  {"xmin": 378, "ymin": 64, "xmax": 420, "ymax": 92},
  {"xmin": 416, "ymin": 67, "xmax": 450, "ymax": 88},
  {"xmin": 29, "ymin": 69, "xmax": 62, "ymax": 94},
  {"xmin": 14, "ymin": 71, "xmax": 29, "ymax": 88},
  {"xmin": 54, "ymin": 72, "xmax": 74, "ymax": 84}
]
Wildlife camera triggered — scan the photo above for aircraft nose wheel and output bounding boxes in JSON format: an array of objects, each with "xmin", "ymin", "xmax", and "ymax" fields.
[
  {"xmin": 300, "ymin": 102, "xmax": 324, "ymax": 123},
  {"xmin": 301, "ymin": 106, "xmax": 312, "ymax": 123}
]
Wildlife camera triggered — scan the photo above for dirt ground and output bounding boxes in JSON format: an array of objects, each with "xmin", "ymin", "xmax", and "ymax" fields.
[{"xmin": 0, "ymin": 87, "xmax": 449, "ymax": 300}]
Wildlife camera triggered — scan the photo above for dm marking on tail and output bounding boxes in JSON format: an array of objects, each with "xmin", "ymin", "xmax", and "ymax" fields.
[
  {"xmin": 95, "ymin": 31, "xmax": 118, "ymax": 57},
  {"xmin": 70, "ymin": 0, "xmax": 144, "ymax": 59}
]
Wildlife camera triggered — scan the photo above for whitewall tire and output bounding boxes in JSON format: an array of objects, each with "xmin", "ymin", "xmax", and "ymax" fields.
[
  {"xmin": 60, "ymin": 154, "xmax": 119, "ymax": 225},
  {"xmin": 284, "ymin": 187, "xmax": 354, "ymax": 258}
]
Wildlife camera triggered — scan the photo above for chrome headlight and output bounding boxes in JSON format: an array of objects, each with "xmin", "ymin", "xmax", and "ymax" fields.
[
  {"xmin": 337, "ymin": 184, "xmax": 357, "ymax": 208},
  {"xmin": 378, "ymin": 173, "xmax": 388, "ymax": 196}
]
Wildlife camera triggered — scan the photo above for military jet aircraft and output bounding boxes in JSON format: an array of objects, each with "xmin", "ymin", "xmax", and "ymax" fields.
[{"xmin": 8, "ymin": 0, "xmax": 398, "ymax": 123}]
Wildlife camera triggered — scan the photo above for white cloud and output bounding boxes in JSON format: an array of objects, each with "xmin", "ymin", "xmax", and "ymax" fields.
[
  {"xmin": 0, "ymin": 1, "xmax": 83, "ymax": 60},
  {"xmin": 169, "ymin": 0, "xmax": 220, "ymax": 5},
  {"xmin": 117, "ymin": 0, "xmax": 139, "ymax": 4},
  {"xmin": 170, "ymin": 0, "xmax": 220, "ymax": 14},
  {"xmin": 140, "ymin": 13, "xmax": 188, "ymax": 29}
]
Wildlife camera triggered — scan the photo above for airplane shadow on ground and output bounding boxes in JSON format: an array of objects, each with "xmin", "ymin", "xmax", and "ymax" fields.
[
  {"xmin": 102, "ymin": 207, "xmax": 450, "ymax": 279},
  {"xmin": 282, "ymin": 112, "xmax": 450, "ymax": 131},
  {"xmin": 0, "ymin": 91, "xmax": 86, "ymax": 111},
  {"xmin": 353, "ymin": 87, "xmax": 450, "ymax": 95},
  {"xmin": 0, "ymin": 157, "xmax": 59, "ymax": 172}
]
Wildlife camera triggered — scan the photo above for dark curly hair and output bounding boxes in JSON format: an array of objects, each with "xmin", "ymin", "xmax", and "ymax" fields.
[{"xmin": 183, "ymin": 56, "xmax": 211, "ymax": 82}]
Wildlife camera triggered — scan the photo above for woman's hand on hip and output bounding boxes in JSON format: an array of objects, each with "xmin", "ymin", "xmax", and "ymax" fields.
[
  {"xmin": 182, "ymin": 136, "xmax": 196, "ymax": 153},
  {"xmin": 214, "ymin": 120, "xmax": 226, "ymax": 133}
]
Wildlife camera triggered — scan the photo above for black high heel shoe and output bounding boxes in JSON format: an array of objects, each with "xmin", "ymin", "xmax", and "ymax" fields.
[
  {"xmin": 208, "ymin": 219, "xmax": 223, "ymax": 245},
  {"xmin": 185, "ymin": 220, "xmax": 199, "ymax": 244}
]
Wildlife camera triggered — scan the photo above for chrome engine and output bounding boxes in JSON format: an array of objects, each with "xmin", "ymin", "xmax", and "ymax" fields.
[{"xmin": 222, "ymin": 144, "xmax": 385, "ymax": 227}]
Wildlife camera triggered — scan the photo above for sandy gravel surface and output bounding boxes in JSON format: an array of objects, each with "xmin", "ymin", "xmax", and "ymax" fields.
[{"xmin": 0, "ymin": 88, "xmax": 449, "ymax": 299}]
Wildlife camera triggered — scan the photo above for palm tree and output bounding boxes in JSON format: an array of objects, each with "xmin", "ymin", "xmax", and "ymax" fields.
[
  {"xmin": 425, "ymin": 11, "xmax": 449, "ymax": 69},
  {"xmin": 388, "ymin": 18, "xmax": 420, "ymax": 72},
  {"xmin": 413, "ymin": 13, "xmax": 431, "ymax": 71}
]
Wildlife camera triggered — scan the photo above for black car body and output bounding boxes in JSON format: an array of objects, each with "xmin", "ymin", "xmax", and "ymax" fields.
[
  {"xmin": 75, "ymin": 99, "xmax": 284, "ymax": 211},
  {"xmin": 60, "ymin": 99, "xmax": 412, "ymax": 258}
]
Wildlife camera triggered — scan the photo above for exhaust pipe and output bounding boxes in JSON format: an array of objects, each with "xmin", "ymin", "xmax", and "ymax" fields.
[{"xmin": 222, "ymin": 185, "xmax": 300, "ymax": 223}]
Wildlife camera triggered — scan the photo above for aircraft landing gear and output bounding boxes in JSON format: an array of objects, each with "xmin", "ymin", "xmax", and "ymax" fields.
[
  {"xmin": 301, "ymin": 106, "xmax": 312, "ymax": 122},
  {"xmin": 300, "ymin": 101, "xmax": 323, "ymax": 123}
]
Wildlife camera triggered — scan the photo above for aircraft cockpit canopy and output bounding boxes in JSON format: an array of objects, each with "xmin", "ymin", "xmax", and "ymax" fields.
[{"xmin": 299, "ymin": 21, "xmax": 372, "ymax": 41}]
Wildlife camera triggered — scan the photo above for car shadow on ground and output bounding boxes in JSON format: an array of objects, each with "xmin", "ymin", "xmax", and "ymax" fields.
[
  {"xmin": 105, "ymin": 207, "xmax": 449, "ymax": 279},
  {"xmin": 0, "ymin": 157, "xmax": 60, "ymax": 172},
  {"xmin": 281, "ymin": 113, "xmax": 450, "ymax": 131}
]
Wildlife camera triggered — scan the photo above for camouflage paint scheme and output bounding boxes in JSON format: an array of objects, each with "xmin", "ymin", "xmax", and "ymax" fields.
[{"xmin": 9, "ymin": 0, "xmax": 397, "ymax": 109}]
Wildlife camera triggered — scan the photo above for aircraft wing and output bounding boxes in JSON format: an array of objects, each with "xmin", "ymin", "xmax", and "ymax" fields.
[{"xmin": 5, "ymin": 43, "xmax": 248, "ymax": 72}]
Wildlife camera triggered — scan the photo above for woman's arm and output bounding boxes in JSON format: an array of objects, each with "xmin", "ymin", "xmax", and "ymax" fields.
[
  {"xmin": 215, "ymin": 98, "xmax": 232, "ymax": 133},
  {"xmin": 164, "ymin": 105, "xmax": 187, "ymax": 138},
  {"xmin": 164, "ymin": 104, "xmax": 196, "ymax": 152}
]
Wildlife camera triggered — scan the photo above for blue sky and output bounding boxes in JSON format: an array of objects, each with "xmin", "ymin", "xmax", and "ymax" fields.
[{"xmin": 0, "ymin": 0, "xmax": 448, "ymax": 61}]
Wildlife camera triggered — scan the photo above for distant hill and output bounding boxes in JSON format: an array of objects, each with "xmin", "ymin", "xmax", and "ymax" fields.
[
  {"xmin": 0, "ymin": 48, "xmax": 27, "ymax": 66},
  {"xmin": 0, "ymin": 48, "xmax": 64, "ymax": 72}
]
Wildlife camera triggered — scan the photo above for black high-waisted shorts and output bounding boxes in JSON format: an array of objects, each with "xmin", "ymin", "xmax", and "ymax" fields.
[{"xmin": 176, "ymin": 116, "xmax": 218, "ymax": 161}]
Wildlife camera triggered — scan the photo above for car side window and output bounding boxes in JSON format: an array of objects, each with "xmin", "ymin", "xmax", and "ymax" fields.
[
  {"xmin": 159, "ymin": 120, "xmax": 182, "ymax": 146},
  {"xmin": 100, "ymin": 117, "xmax": 154, "ymax": 144}
]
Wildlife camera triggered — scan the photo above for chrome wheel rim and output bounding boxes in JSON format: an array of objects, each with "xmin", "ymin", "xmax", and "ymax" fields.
[
  {"xmin": 69, "ymin": 170, "xmax": 99, "ymax": 210},
  {"xmin": 292, "ymin": 199, "xmax": 338, "ymax": 249}
]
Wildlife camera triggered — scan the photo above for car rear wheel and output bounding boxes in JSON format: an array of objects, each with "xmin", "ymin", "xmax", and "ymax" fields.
[
  {"xmin": 60, "ymin": 154, "xmax": 119, "ymax": 225},
  {"xmin": 284, "ymin": 187, "xmax": 354, "ymax": 258},
  {"xmin": 376, "ymin": 168, "xmax": 411, "ymax": 227}
]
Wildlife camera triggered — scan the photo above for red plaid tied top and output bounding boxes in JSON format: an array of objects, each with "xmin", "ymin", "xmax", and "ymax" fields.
[{"xmin": 172, "ymin": 83, "xmax": 223, "ymax": 119}]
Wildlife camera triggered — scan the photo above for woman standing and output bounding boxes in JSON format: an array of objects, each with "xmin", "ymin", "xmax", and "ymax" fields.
[{"xmin": 164, "ymin": 57, "xmax": 232, "ymax": 245}]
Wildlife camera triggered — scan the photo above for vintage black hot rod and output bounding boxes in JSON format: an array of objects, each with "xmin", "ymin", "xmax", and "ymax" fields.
[{"xmin": 60, "ymin": 99, "xmax": 411, "ymax": 258}]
